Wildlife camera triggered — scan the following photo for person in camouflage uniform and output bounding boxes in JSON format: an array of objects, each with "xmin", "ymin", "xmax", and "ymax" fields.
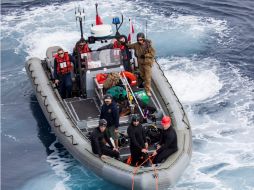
[{"xmin": 127, "ymin": 33, "xmax": 156, "ymax": 96}]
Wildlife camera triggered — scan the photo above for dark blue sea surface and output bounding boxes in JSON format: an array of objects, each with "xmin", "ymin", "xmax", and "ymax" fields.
[{"xmin": 1, "ymin": 0, "xmax": 254, "ymax": 189}]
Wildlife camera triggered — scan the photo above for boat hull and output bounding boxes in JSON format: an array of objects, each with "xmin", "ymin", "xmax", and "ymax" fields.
[{"xmin": 26, "ymin": 57, "xmax": 192, "ymax": 189}]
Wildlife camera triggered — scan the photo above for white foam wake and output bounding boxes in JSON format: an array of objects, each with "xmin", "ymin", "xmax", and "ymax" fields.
[
  {"xmin": 2, "ymin": 0, "xmax": 254, "ymax": 189},
  {"xmin": 158, "ymin": 57, "xmax": 223, "ymax": 103}
]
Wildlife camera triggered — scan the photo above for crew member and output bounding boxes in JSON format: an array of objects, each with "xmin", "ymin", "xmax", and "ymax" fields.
[
  {"xmin": 127, "ymin": 32, "xmax": 155, "ymax": 96},
  {"xmin": 100, "ymin": 94, "xmax": 120, "ymax": 149},
  {"xmin": 90, "ymin": 119, "xmax": 119, "ymax": 159},
  {"xmin": 152, "ymin": 116, "xmax": 178, "ymax": 164},
  {"xmin": 73, "ymin": 39, "xmax": 91, "ymax": 70},
  {"xmin": 54, "ymin": 48, "xmax": 75, "ymax": 98},
  {"xmin": 97, "ymin": 35, "xmax": 132, "ymax": 72},
  {"xmin": 127, "ymin": 114, "xmax": 148, "ymax": 166}
]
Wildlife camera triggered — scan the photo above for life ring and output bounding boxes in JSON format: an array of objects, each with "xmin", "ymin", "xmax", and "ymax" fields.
[
  {"xmin": 96, "ymin": 73, "xmax": 108, "ymax": 84},
  {"xmin": 121, "ymin": 71, "xmax": 137, "ymax": 86}
]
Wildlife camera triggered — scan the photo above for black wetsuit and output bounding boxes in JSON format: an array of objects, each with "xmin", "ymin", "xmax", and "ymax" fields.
[
  {"xmin": 90, "ymin": 127, "xmax": 119, "ymax": 158},
  {"xmin": 153, "ymin": 127, "xmax": 178, "ymax": 164},
  {"xmin": 127, "ymin": 123, "xmax": 147, "ymax": 166}
]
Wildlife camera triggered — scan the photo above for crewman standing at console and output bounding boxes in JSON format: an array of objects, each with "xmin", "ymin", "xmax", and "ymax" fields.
[
  {"xmin": 127, "ymin": 32, "xmax": 155, "ymax": 96},
  {"xmin": 97, "ymin": 35, "xmax": 132, "ymax": 72},
  {"xmin": 72, "ymin": 39, "xmax": 91, "ymax": 70}
]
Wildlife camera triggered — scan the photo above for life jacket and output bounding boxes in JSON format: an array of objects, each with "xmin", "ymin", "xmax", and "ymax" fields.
[
  {"xmin": 78, "ymin": 44, "xmax": 91, "ymax": 62},
  {"xmin": 120, "ymin": 71, "xmax": 137, "ymax": 86},
  {"xmin": 79, "ymin": 44, "xmax": 90, "ymax": 53},
  {"xmin": 55, "ymin": 52, "xmax": 72, "ymax": 75},
  {"xmin": 96, "ymin": 73, "xmax": 108, "ymax": 84},
  {"xmin": 113, "ymin": 41, "xmax": 125, "ymax": 60},
  {"xmin": 113, "ymin": 41, "xmax": 125, "ymax": 50}
]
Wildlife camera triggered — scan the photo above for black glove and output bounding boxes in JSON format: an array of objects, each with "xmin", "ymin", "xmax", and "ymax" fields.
[{"xmin": 140, "ymin": 55, "xmax": 145, "ymax": 59}]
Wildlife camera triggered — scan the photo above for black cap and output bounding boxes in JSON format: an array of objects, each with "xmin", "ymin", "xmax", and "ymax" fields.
[
  {"xmin": 131, "ymin": 114, "xmax": 140, "ymax": 122},
  {"xmin": 99, "ymin": 119, "xmax": 107, "ymax": 127},
  {"xmin": 103, "ymin": 94, "xmax": 113, "ymax": 101}
]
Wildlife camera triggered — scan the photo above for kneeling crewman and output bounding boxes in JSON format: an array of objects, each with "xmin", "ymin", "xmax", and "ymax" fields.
[{"xmin": 90, "ymin": 119, "xmax": 120, "ymax": 159}]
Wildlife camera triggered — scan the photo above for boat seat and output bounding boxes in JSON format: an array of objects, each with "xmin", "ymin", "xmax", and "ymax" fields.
[
  {"xmin": 45, "ymin": 46, "xmax": 76, "ymax": 81},
  {"xmin": 46, "ymin": 46, "xmax": 61, "ymax": 76}
]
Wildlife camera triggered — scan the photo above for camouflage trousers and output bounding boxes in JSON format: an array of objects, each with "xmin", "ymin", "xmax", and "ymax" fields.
[{"xmin": 139, "ymin": 63, "xmax": 152, "ymax": 93}]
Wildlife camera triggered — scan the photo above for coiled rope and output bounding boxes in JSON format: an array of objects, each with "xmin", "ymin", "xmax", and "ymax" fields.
[{"xmin": 131, "ymin": 155, "xmax": 158, "ymax": 190}]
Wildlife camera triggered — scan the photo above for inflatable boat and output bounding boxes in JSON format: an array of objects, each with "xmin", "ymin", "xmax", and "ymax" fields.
[{"xmin": 25, "ymin": 5, "xmax": 192, "ymax": 190}]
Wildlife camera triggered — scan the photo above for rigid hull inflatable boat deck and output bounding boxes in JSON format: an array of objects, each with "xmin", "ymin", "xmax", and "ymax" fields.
[{"xmin": 25, "ymin": 5, "xmax": 192, "ymax": 189}]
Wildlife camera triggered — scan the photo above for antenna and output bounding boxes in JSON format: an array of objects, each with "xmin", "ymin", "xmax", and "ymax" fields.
[
  {"xmin": 145, "ymin": 20, "xmax": 148, "ymax": 39},
  {"xmin": 74, "ymin": 6, "xmax": 86, "ymax": 97},
  {"xmin": 75, "ymin": 5, "xmax": 85, "ymax": 39},
  {"xmin": 95, "ymin": 2, "xmax": 98, "ymax": 15}
]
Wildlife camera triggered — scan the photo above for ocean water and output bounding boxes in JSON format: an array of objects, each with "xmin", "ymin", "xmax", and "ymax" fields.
[{"xmin": 1, "ymin": 0, "xmax": 254, "ymax": 190}]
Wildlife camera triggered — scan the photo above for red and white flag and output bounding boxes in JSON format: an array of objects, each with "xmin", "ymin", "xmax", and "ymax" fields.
[{"xmin": 128, "ymin": 18, "xmax": 135, "ymax": 43}]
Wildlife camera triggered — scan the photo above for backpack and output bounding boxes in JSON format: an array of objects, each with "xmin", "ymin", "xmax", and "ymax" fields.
[
  {"xmin": 103, "ymin": 72, "xmax": 120, "ymax": 89},
  {"xmin": 106, "ymin": 86, "xmax": 127, "ymax": 101},
  {"xmin": 134, "ymin": 90, "xmax": 150, "ymax": 105}
]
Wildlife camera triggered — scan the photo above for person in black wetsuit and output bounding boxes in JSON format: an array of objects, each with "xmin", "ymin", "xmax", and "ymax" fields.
[
  {"xmin": 127, "ymin": 114, "xmax": 148, "ymax": 166},
  {"xmin": 152, "ymin": 116, "xmax": 178, "ymax": 164},
  {"xmin": 90, "ymin": 119, "xmax": 119, "ymax": 159}
]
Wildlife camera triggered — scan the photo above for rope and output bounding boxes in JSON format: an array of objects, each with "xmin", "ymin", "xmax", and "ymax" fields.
[
  {"xmin": 131, "ymin": 155, "xmax": 158, "ymax": 190},
  {"xmin": 148, "ymin": 157, "xmax": 159, "ymax": 190}
]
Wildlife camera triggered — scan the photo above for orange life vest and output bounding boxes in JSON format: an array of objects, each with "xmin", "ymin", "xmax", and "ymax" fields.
[
  {"xmin": 121, "ymin": 71, "xmax": 137, "ymax": 86},
  {"xmin": 78, "ymin": 44, "xmax": 91, "ymax": 63},
  {"xmin": 79, "ymin": 44, "xmax": 90, "ymax": 53},
  {"xmin": 96, "ymin": 73, "xmax": 108, "ymax": 84},
  {"xmin": 113, "ymin": 41, "xmax": 125, "ymax": 50},
  {"xmin": 113, "ymin": 41, "xmax": 125, "ymax": 60},
  {"xmin": 55, "ymin": 52, "xmax": 72, "ymax": 75}
]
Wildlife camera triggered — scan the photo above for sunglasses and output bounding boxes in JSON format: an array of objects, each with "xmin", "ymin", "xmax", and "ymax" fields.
[
  {"xmin": 138, "ymin": 38, "xmax": 144, "ymax": 42},
  {"xmin": 58, "ymin": 52, "xmax": 64, "ymax": 55}
]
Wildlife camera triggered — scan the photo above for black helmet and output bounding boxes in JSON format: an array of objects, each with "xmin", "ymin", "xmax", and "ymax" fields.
[
  {"xmin": 137, "ymin": 32, "xmax": 145, "ymax": 41},
  {"xmin": 99, "ymin": 119, "xmax": 107, "ymax": 127},
  {"xmin": 131, "ymin": 114, "xmax": 140, "ymax": 122}
]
